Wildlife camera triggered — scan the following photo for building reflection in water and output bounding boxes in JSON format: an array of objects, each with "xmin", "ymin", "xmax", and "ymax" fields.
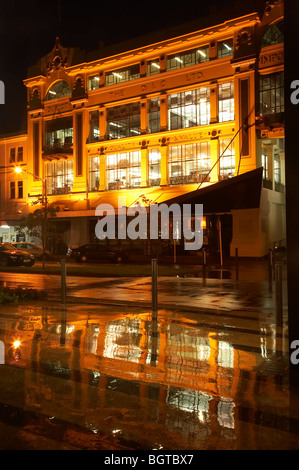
[{"xmin": 0, "ymin": 305, "xmax": 288, "ymax": 448}]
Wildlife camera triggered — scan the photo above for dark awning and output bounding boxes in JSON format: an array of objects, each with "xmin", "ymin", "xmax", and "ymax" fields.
[{"xmin": 163, "ymin": 167, "xmax": 263, "ymax": 214}]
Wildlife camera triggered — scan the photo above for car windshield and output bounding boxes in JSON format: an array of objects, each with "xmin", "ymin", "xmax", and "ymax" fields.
[{"xmin": 0, "ymin": 243, "xmax": 15, "ymax": 250}]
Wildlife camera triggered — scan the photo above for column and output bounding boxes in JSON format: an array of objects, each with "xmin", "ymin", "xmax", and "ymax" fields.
[
  {"xmin": 141, "ymin": 147, "xmax": 148, "ymax": 187},
  {"xmin": 210, "ymin": 138, "xmax": 219, "ymax": 183},
  {"xmin": 160, "ymin": 145, "xmax": 168, "ymax": 186}
]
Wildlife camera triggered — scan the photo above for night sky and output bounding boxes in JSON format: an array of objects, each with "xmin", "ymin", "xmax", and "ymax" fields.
[{"xmin": 0, "ymin": 0, "xmax": 266, "ymax": 135}]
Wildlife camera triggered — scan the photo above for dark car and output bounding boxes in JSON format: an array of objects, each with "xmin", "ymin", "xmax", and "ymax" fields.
[
  {"xmin": 67, "ymin": 243, "xmax": 126, "ymax": 264},
  {"xmin": 0, "ymin": 243, "xmax": 35, "ymax": 267}
]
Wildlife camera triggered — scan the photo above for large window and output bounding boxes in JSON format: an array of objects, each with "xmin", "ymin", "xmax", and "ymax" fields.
[
  {"xmin": 147, "ymin": 59, "xmax": 160, "ymax": 76},
  {"xmin": 45, "ymin": 116, "xmax": 73, "ymax": 148},
  {"xmin": 261, "ymin": 20, "xmax": 284, "ymax": 48},
  {"xmin": 45, "ymin": 81, "xmax": 72, "ymax": 101},
  {"xmin": 148, "ymin": 97, "xmax": 160, "ymax": 133},
  {"xmin": 259, "ymin": 72, "xmax": 284, "ymax": 115},
  {"xmin": 217, "ymin": 39, "xmax": 233, "ymax": 58},
  {"xmin": 105, "ymin": 65, "xmax": 140, "ymax": 86},
  {"xmin": 106, "ymin": 151, "xmax": 141, "ymax": 190},
  {"xmin": 168, "ymin": 142, "xmax": 211, "ymax": 185},
  {"xmin": 106, "ymin": 103, "xmax": 141, "ymax": 139},
  {"xmin": 89, "ymin": 110, "xmax": 100, "ymax": 142},
  {"xmin": 218, "ymin": 82, "xmax": 234, "ymax": 122},
  {"xmin": 167, "ymin": 46, "xmax": 209, "ymax": 71},
  {"xmin": 148, "ymin": 149, "xmax": 161, "ymax": 186},
  {"xmin": 89, "ymin": 156, "xmax": 100, "ymax": 191},
  {"xmin": 168, "ymin": 87, "xmax": 210, "ymax": 131},
  {"xmin": 46, "ymin": 160, "xmax": 73, "ymax": 195},
  {"xmin": 88, "ymin": 75, "xmax": 100, "ymax": 90},
  {"xmin": 219, "ymin": 139, "xmax": 235, "ymax": 179}
]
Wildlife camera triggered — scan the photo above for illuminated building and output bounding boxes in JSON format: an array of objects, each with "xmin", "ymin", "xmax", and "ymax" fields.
[{"xmin": 0, "ymin": 1, "xmax": 284, "ymax": 257}]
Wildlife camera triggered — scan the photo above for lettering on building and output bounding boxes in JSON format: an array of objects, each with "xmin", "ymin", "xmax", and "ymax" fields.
[
  {"xmin": 261, "ymin": 127, "xmax": 285, "ymax": 138},
  {"xmin": 259, "ymin": 51, "xmax": 284, "ymax": 68}
]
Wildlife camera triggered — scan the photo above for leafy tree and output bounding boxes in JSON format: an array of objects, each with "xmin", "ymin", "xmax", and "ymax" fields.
[{"xmin": 16, "ymin": 204, "xmax": 58, "ymax": 269}]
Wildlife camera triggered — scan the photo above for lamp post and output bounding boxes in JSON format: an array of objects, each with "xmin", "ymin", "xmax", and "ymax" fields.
[{"xmin": 14, "ymin": 166, "xmax": 48, "ymax": 268}]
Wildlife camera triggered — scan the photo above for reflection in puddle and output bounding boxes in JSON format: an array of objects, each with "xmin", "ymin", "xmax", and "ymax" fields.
[{"xmin": 0, "ymin": 304, "xmax": 292, "ymax": 449}]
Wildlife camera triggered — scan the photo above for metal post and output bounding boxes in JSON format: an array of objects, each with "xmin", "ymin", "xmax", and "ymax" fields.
[
  {"xmin": 152, "ymin": 258, "xmax": 158, "ymax": 314},
  {"xmin": 275, "ymin": 264, "xmax": 283, "ymax": 328},
  {"xmin": 235, "ymin": 247, "xmax": 239, "ymax": 281},
  {"xmin": 268, "ymin": 249, "xmax": 273, "ymax": 291},
  {"xmin": 61, "ymin": 259, "xmax": 67, "ymax": 304},
  {"xmin": 202, "ymin": 249, "xmax": 206, "ymax": 279},
  {"xmin": 272, "ymin": 244, "xmax": 276, "ymax": 281}
]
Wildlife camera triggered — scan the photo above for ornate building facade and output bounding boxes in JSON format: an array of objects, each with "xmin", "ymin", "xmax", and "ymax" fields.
[{"xmin": 0, "ymin": 0, "xmax": 284, "ymax": 257}]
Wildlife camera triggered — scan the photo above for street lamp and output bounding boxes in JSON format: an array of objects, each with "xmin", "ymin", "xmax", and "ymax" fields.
[{"xmin": 14, "ymin": 166, "xmax": 48, "ymax": 268}]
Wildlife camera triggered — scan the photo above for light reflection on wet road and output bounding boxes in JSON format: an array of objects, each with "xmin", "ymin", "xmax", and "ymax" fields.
[{"xmin": 0, "ymin": 297, "xmax": 297, "ymax": 450}]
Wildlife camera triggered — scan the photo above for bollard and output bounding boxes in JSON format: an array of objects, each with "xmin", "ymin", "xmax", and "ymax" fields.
[
  {"xmin": 202, "ymin": 249, "xmax": 206, "ymax": 279},
  {"xmin": 268, "ymin": 249, "xmax": 273, "ymax": 291},
  {"xmin": 275, "ymin": 264, "xmax": 283, "ymax": 327},
  {"xmin": 61, "ymin": 259, "xmax": 67, "ymax": 304},
  {"xmin": 152, "ymin": 258, "xmax": 158, "ymax": 314},
  {"xmin": 235, "ymin": 247, "xmax": 239, "ymax": 281}
]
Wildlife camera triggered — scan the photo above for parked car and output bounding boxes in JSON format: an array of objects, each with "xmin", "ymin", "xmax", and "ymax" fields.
[
  {"xmin": 0, "ymin": 243, "xmax": 35, "ymax": 267},
  {"xmin": 67, "ymin": 243, "xmax": 126, "ymax": 264},
  {"xmin": 11, "ymin": 242, "xmax": 50, "ymax": 260}
]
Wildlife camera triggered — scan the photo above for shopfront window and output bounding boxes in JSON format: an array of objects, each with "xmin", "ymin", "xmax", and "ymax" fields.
[
  {"xmin": 218, "ymin": 82, "xmax": 234, "ymax": 122},
  {"xmin": 148, "ymin": 97, "xmax": 160, "ymax": 133},
  {"xmin": 46, "ymin": 160, "xmax": 73, "ymax": 195},
  {"xmin": 106, "ymin": 103, "xmax": 141, "ymax": 139},
  {"xmin": 169, "ymin": 141, "xmax": 211, "ymax": 185},
  {"xmin": 259, "ymin": 71, "xmax": 284, "ymax": 115},
  {"xmin": 105, "ymin": 64, "xmax": 140, "ymax": 86},
  {"xmin": 89, "ymin": 156, "xmax": 100, "ymax": 191},
  {"xmin": 167, "ymin": 46, "xmax": 209, "ymax": 71},
  {"xmin": 168, "ymin": 87, "xmax": 210, "ymax": 130},
  {"xmin": 106, "ymin": 151, "xmax": 141, "ymax": 190},
  {"xmin": 149, "ymin": 149, "xmax": 161, "ymax": 186},
  {"xmin": 219, "ymin": 139, "xmax": 235, "ymax": 179}
]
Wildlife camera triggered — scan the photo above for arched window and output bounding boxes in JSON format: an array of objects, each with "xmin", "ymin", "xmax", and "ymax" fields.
[
  {"xmin": 261, "ymin": 20, "xmax": 284, "ymax": 48},
  {"xmin": 45, "ymin": 80, "xmax": 72, "ymax": 101}
]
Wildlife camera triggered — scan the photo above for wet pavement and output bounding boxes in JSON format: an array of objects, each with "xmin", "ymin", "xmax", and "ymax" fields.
[{"xmin": 0, "ymin": 258, "xmax": 297, "ymax": 450}]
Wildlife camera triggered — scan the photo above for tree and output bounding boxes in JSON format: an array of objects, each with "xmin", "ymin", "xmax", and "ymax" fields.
[{"xmin": 16, "ymin": 205, "xmax": 58, "ymax": 269}]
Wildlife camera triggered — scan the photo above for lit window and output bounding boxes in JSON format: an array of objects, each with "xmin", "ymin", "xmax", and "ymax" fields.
[
  {"xmin": 217, "ymin": 39, "xmax": 233, "ymax": 58},
  {"xmin": 259, "ymin": 71, "xmax": 284, "ymax": 115},
  {"xmin": 45, "ymin": 117, "xmax": 73, "ymax": 148},
  {"xmin": 218, "ymin": 82, "xmax": 234, "ymax": 122},
  {"xmin": 148, "ymin": 149, "xmax": 161, "ymax": 186},
  {"xmin": 147, "ymin": 59, "xmax": 160, "ymax": 76},
  {"xmin": 219, "ymin": 139, "xmax": 235, "ymax": 179},
  {"xmin": 169, "ymin": 142, "xmax": 211, "ymax": 185},
  {"xmin": 89, "ymin": 156, "xmax": 100, "ymax": 191},
  {"xmin": 46, "ymin": 160, "xmax": 73, "ymax": 195},
  {"xmin": 106, "ymin": 151, "xmax": 141, "ymax": 190},
  {"xmin": 148, "ymin": 97, "xmax": 160, "ymax": 133},
  {"xmin": 88, "ymin": 75, "xmax": 100, "ymax": 91},
  {"xmin": 105, "ymin": 64, "xmax": 140, "ymax": 86},
  {"xmin": 168, "ymin": 87, "xmax": 210, "ymax": 130},
  {"xmin": 45, "ymin": 81, "xmax": 72, "ymax": 101},
  {"xmin": 89, "ymin": 110, "xmax": 100, "ymax": 142},
  {"xmin": 106, "ymin": 103, "xmax": 141, "ymax": 139},
  {"xmin": 167, "ymin": 46, "xmax": 209, "ymax": 71}
]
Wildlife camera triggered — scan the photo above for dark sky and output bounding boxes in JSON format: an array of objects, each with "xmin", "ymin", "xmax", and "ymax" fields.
[{"xmin": 0, "ymin": 0, "xmax": 266, "ymax": 135}]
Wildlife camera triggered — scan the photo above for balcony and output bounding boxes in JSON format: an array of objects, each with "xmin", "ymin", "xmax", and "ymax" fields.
[{"xmin": 42, "ymin": 138, "xmax": 73, "ymax": 160}]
